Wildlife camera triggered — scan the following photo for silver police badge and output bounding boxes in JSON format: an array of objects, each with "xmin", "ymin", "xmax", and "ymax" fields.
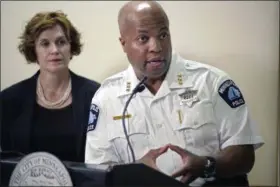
[
  {"xmin": 9, "ymin": 152, "xmax": 73, "ymax": 186},
  {"xmin": 179, "ymin": 89, "xmax": 199, "ymax": 107}
]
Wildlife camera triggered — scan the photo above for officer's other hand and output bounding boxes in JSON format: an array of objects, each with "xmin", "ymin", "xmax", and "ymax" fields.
[
  {"xmin": 138, "ymin": 145, "xmax": 169, "ymax": 171},
  {"xmin": 168, "ymin": 144, "xmax": 207, "ymax": 184}
]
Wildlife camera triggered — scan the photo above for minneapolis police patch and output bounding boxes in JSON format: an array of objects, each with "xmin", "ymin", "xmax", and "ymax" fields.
[
  {"xmin": 87, "ymin": 103, "xmax": 100, "ymax": 132},
  {"xmin": 218, "ymin": 80, "xmax": 245, "ymax": 108}
]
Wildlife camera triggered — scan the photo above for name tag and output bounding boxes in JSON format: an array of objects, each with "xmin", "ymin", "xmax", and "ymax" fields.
[{"xmin": 113, "ymin": 114, "xmax": 132, "ymax": 120}]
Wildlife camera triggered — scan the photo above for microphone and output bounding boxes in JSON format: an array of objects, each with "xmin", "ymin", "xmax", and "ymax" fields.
[
  {"xmin": 122, "ymin": 76, "xmax": 147, "ymax": 163},
  {"xmin": 134, "ymin": 84, "xmax": 145, "ymax": 93}
]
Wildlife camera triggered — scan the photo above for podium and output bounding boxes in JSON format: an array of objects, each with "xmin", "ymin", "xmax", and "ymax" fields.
[{"xmin": 0, "ymin": 154, "xmax": 186, "ymax": 186}]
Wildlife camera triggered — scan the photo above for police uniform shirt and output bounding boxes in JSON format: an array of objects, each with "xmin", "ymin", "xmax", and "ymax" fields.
[{"xmin": 85, "ymin": 52, "xmax": 264, "ymax": 184}]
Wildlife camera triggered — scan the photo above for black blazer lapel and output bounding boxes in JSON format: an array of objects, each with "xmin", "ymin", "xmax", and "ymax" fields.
[
  {"xmin": 10, "ymin": 72, "xmax": 38, "ymax": 154},
  {"xmin": 70, "ymin": 71, "xmax": 99, "ymax": 162},
  {"xmin": 70, "ymin": 72, "xmax": 90, "ymax": 162}
]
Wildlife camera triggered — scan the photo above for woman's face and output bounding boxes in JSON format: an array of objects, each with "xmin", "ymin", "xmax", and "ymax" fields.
[{"xmin": 35, "ymin": 24, "xmax": 71, "ymax": 73}]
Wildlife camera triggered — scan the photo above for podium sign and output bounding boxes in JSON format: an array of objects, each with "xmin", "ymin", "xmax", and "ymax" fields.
[
  {"xmin": 1, "ymin": 152, "xmax": 186, "ymax": 186},
  {"xmin": 8, "ymin": 152, "xmax": 72, "ymax": 186}
]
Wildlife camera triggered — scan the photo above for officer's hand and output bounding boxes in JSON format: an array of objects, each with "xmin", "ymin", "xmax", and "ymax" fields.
[
  {"xmin": 168, "ymin": 144, "xmax": 207, "ymax": 184},
  {"xmin": 138, "ymin": 145, "xmax": 169, "ymax": 171}
]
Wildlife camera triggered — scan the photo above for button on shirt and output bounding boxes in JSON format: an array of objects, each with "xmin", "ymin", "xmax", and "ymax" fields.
[{"xmin": 85, "ymin": 52, "xmax": 264, "ymax": 185}]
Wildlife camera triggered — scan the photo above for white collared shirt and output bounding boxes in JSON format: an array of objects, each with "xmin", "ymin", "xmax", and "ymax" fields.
[{"xmin": 85, "ymin": 52, "xmax": 264, "ymax": 186}]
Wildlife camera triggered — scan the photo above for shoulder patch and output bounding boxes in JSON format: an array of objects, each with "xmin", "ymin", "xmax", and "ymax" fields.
[
  {"xmin": 87, "ymin": 103, "xmax": 100, "ymax": 132},
  {"xmin": 218, "ymin": 80, "xmax": 245, "ymax": 108}
]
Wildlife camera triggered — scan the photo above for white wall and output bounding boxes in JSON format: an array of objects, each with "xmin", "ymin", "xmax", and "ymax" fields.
[{"xmin": 1, "ymin": 1, "xmax": 279, "ymax": 186}]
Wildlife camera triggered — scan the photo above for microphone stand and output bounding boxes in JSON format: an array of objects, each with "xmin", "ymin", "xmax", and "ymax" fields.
[{"xmin": 122, "ymin": 76, "xmax": 147, "ymax": 163}]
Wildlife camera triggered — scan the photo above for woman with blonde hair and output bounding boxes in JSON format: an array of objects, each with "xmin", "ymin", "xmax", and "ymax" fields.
[{"xmin": 0, "ymin": 11, "xmax": 100, "ymax": 162}]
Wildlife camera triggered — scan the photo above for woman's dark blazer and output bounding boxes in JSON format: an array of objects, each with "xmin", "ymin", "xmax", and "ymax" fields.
[{"xmin": 0, "ymin": 70, "xmax": 100, "ymax": 162}]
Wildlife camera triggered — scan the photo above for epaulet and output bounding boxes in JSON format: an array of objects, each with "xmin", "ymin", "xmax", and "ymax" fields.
[
  {"xmin": 184, "ymin": 59, "xmax": 228, "ymax": 79},
  {"xmin": 100, "ymin": 71, "xmax": 125, "ymax": 89},
  {"xmin": 183, "ymin": 60, "xmax": 207, "ymax": 69}
]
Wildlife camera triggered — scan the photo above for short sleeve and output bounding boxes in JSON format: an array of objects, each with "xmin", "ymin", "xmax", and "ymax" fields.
[{"xmin": 212, "ymin": 75, "xmax": 264, "ymax": 150}]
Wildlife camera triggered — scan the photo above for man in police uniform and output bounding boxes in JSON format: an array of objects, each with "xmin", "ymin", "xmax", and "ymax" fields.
[{"xmin": 85, "ymin": 1, "xmax": 264, "ymax": 186}]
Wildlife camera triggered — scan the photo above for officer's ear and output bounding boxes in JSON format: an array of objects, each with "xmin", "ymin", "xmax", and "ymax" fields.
[{"xmin": 119, "ymin": 37, "xmax": 127, "ymax": 53}]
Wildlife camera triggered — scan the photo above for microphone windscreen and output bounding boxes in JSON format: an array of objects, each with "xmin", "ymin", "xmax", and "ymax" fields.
[{"xmin": 137, "ymin": 85, "xmax": 145, "ymax": 93}]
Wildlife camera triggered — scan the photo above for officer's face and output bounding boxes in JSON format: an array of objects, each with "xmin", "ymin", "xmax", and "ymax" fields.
[{"xmin": 119, "ymin": 10, "xmax": 172, "ymax": 80}]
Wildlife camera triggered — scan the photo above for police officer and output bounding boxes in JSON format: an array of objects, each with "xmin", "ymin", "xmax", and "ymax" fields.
[{"xmin": 85, "ymin": 1, "xmax": 264, "ymax": 186}]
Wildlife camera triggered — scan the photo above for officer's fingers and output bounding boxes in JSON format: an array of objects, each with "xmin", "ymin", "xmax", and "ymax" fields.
[
  {"xmin": 151, "ymin": 145, "xmax": 169, "ymax": 158},
  {"xmin": 168, "ymin": 144, "xmax": 187, "ymax": 157},
  {"xmin": 171, "ymin": 166, "xmax": 188, "ymax": 178},
  {"xmin": 158, "ymin": 145, "xmax": 169, "ymax": 154}
]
